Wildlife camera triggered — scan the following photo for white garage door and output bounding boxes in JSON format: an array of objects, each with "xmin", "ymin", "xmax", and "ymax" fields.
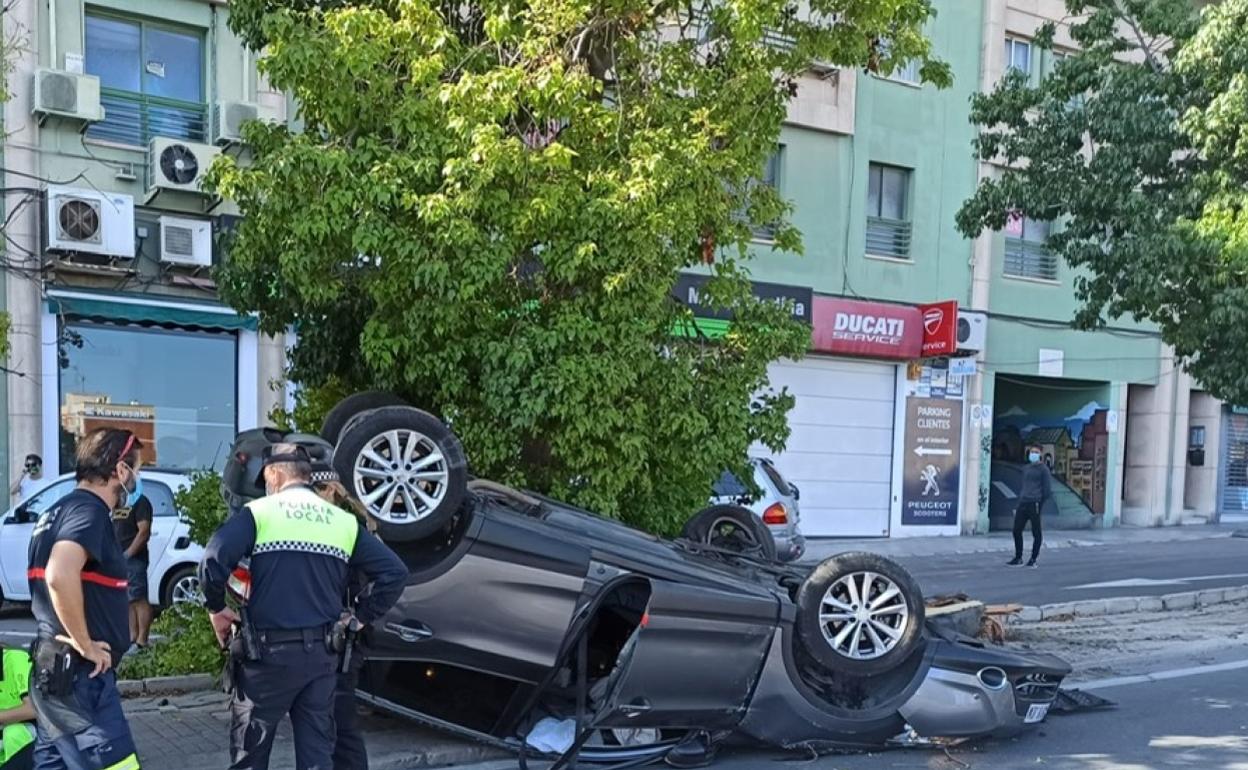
[{"xmin": 762, "ymin": 357, "xmax": 897, "ymax": 538}]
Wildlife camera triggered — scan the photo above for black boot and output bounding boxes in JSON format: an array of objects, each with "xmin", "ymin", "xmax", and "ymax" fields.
[{"xmin": 1007, "ymin": 557, "xmax": 1023, "ymax": 566}]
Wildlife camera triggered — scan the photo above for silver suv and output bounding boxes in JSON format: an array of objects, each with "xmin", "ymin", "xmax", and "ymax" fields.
[{"xmin": 711, "ymin": 458, "xmax": 806, "ymax": 562}]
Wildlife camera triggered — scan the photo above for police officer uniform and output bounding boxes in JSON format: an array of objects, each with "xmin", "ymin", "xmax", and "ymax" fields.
[{"xmin": 199, "ymin": 464, "xmax": 407, "ymax": 770}]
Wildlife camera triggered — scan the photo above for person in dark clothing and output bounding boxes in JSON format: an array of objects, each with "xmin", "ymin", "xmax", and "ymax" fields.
[
  {"xmin": 112, "ymin": 495, "xmax": 153, "ymax": 650},
  {"xmin": 199, "ymin": 443, "xmax": 408, "ymax": 770},
  {"xmin": 27, "ymin": 429, "xmax": 144, "ymax": 770},
  {"xmin": 1009, "ymin": 444, "xmax": 1052, "ymax": 567},
  {"xmin": 311, "ymin": 473, "xmax": 374, "ymax": 770}
]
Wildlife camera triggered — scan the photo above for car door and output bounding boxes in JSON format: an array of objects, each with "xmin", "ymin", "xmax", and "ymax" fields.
[
  {"xmin": 139, "ymin": 481, "xmax": 179, "ymax": 567},
  {"xmin": 0, "ymin": 478, "xmax": 75, "ymax": 600}
]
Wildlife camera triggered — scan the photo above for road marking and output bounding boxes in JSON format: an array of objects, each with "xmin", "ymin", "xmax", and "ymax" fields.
[
  {"xmin": 1078, "ymin": 658, "xmax": 1248, "ymax": 691},
  {"xmin": 992, "ymin": 482, "xmax": 1017, "ymax": 499},
  {"xmin": 1068, "ymin": 572, "xmax": 1248, "ymax": 590}
]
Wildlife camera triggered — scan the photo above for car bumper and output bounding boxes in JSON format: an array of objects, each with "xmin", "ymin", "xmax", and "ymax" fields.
[{"xmin": 771, "ymin": 530, "xmax": 806, "ymax": 562}]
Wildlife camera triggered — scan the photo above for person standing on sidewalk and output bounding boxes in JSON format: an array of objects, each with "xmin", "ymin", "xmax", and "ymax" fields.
[
  {"xmin": 10, "ymin": 455, "xmax": 42, "ymax": 505},
  {"xmin": 199, "ymin": 443, "xmax": 407, "ymax": 770},
  {"xmin": 1009, "ymin": 444, "xmax": 1052, "ymax": 568},
  {"xmin": 27, "ymin": 429, "xmax": 144, "ymax": 770},
  {"xmin": 112, "ymin": 494, "xmax": 154, "ymax": 652}
]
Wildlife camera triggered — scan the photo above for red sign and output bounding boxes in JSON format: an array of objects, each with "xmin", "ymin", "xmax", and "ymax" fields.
[
  {"xmin": 811, "ymin": 296, "xmax": 923, "ymax": 360},
  {"xmin": 919, "ymin": 300, "xmax": 958, "ymax": 357}
]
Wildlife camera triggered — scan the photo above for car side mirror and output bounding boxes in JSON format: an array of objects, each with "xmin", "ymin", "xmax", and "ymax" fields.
[{"xmin": 11, "ymin": 505, "xmax": 30, "ymax": 524}]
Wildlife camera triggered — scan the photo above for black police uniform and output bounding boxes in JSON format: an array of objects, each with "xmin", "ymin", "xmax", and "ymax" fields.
[
  {"xmin": 199, "ymin": 485, "xmax": 406, "ymax": 770},
  {"xmin": 26, "ymin": 489, "xmax": 139, "ymax": 770},
  {"xmin": 331, "ymin": 572, "xmax": 370, "ymax": 770}
]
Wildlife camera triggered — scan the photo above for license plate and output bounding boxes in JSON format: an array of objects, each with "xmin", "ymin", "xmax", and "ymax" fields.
[{"xmin": 1025, "ymin": 704, "xmax": 1049, "ymax": 724}]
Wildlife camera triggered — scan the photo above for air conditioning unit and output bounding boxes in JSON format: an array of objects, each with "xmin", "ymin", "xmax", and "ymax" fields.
[
  {"xmin": 213, "ymin": 101, "xmax": 260, "ymax": 145},
  {"xmin": 148, "ymin": 138, "xmax": 221, "ymax": 196},
  {"xmin": 159, "ymin": 216, "xmax": 212, "ymax": 267},
  {"xmin": 32, "ymin": 69, "xmax": 103, "ymax": 123},
  {"xmin": 45, "ymin": 186, "xmax": 134, "ymax": 257},
  {"xmin": 956, "ymin": 310, "xmax": 988, "ymax": 354}
]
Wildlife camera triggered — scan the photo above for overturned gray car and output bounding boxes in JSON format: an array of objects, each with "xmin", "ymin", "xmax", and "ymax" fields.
[{"xmin": 229, "ymin": 392, "xmax": 1072, "ymax": 765}]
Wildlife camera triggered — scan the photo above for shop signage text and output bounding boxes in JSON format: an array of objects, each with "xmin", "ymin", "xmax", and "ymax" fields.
[
  {"xmin": 673, "ymin": 274, "xmax": 811, "ymax": 323},
  {"xmin": 918, "ymin": 300, "xmax": 958, "ymax": 357},
  {"xmin": 901, "ymin": 395, "xmax": 963, "ymax": 526},
  {"xmin": 811, "ymin": 296, "xmax": 922, "ymax": 360}
]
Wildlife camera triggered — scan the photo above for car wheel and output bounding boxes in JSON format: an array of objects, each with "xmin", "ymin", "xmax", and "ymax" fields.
[
  {"xmin": 320, "ymin": 391, "xmax": 409, "ymax": 446},
  {"xmin": 334, "ymin": 406, "xmax": 467, "ymax": 543},
  {"xmin": 682, "ymin": 504, "xmax": 778, "ymax": 562},
  {"xmin": 163, "ymin": 565, "xmax": 203, "ymax": 607},
  {"xmin": 795, "ymin": 552, "xmax": 924, "ymax": 677}
]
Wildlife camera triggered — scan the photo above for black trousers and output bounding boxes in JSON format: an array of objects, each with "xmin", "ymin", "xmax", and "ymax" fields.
[
  {"xmin": 1013, "ymin": 502, "xmax": 1043, "ymax": 561},
  {"xmin": 230, "ymin": 633, "xmax": 337, "ymax": 770},
  {"xmin": 332, "ymin": 668, "xmax": 367, "ymax": 770}
]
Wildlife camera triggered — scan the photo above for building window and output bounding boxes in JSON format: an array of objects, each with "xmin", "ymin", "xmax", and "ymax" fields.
[
  {"xmin": 891, "ymin": 59, "xmax": 922, "ymax": 84},
  {"xmin": 84, "ymin": 14, "xmax": 207, "ymax": 146},
  {"xmin": 865, "ymin": 163, "xmax": 912, "ymax": 260},
  {"xmin": 59, "ymin": 322, "xmax": 237, "ymax": 472},
  {"xmin": 1003, "ymin": 213, "xmax": 1057, "ymax": 280},
  {"xmin": 1006, "ymin": 37, "xmax": 1032, "ymax": 78},
  {"xmin": 747, "ymin": 149, "xmax": 783, "ymax": 242}
]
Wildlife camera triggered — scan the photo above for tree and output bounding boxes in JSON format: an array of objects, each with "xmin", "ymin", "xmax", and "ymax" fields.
[
  {"xmin": 957, "ymin": 0, "xmax": 1248, "ymax": 403},
  {"xmin": 212, "ymin": 0, "xmax": 950, "ymax": 533}
]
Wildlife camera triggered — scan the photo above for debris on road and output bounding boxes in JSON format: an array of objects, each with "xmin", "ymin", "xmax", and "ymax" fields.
[{"xmin": 1050, "ymin": 688, "xmax": 1115, "ymax": 715}]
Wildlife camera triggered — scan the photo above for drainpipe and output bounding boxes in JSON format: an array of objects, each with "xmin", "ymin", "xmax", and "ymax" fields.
[
  {"xmin": 48, "ymin": 0, "xmax": 56, "ymax": 69},
  {"xmin": 1163, "ymin": 362, "xmax": 1181, "ymax": 526}
]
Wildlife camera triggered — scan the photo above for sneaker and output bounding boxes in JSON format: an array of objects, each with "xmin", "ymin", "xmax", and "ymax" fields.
[
  {"xmin": 1006, "ymin": 558, "xmax": 1023, "ymax": 566},
  {"xmin": 1026, "ymin": 559, "xmax": 1038, "ymax": 568}
]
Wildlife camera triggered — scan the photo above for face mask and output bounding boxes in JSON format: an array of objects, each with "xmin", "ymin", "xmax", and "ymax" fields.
[
  {"xmin": 119, "ymin": 463, "xmax": 143, "ymax": 508},
  {"xmin": 1028, "ymin": 452, "xmax": 1041, "ymax": 464}
]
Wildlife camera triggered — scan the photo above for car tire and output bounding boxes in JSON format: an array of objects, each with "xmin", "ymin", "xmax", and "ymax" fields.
[
  {"xmin": 334, "ymin": 406, "xmax": 467, "ymax": 543},
  {"xmin": 682, "ymin": 504, "xmax": 778, "ymax": 562},
  {"xmin": 162, "ymin": 564, "xmax": 203, "ymax": 608},
  {"xmin": 795, "ymin": 552, "xmax": 924, "ymax": 677},
  {"xmin": 320, "ymin": 391, "xmax": 409, "ymax": 446}
]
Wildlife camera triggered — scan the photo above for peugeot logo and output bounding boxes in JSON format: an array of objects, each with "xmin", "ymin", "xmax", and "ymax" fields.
[{"xmin": 923, "ymin": 308, "xmax": 944, "ymax": 335}]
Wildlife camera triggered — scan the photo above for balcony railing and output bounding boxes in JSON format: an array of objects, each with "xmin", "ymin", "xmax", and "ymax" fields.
[
  {"xmin": 865, "ymin": 216, "xmax": 912, "ymax": 260},
  {"xmin": 87, "ymin": 89, "xmax": 209, "ymax": 147},
  {"xmin": 1004, "ymin": 238, "xmax": 1059, "ymax": 281}
]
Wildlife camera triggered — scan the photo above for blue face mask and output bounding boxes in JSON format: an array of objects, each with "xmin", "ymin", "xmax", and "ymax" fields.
[
  {"xmin": 1028, "ymin": 452, "xmax": 1041, "ymax": 464},
  {"xmin": 121, "ymin": 463, "xmax": 143, "ymax": 508}
]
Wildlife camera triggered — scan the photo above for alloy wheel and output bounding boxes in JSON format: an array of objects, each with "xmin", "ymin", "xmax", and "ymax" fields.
[
  {"xmin": 817, "ymin": 571, "xmax": 910, "ymax": 661},
  {"xmin": 353, "ymin": 429, "xmax": 449, "ymax": 524}
]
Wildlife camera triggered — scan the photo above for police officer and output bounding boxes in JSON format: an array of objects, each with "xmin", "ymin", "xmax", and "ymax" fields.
[
  {"xmin": 27, "ymin": 428, "xmax": 144, "ymax": 770},
  {"xmin": 199, "ymin": 443, "xmax": 407, "ymax": 770}
]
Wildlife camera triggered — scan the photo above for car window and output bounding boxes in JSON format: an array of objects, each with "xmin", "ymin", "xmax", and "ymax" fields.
[
  {"xmin": 145, "ymin": 481, "xmax": 178, "ymax": 517},
  {"xmin": 711, "ymin": 470, "xmax": 748, "ymax": 498},
  {"xmin": 758, "ymin": 461, "xmax": 793, "ymax": 496},
  {"xmin": 20, "ymin": 480, "xmax": 76, "ymax": 516}
]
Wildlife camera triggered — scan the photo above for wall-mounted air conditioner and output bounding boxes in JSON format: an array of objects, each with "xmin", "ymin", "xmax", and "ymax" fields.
[
  {"xmin": 148, "ymin": 138, "xmax": 221, "ymax": 196},
  {"xmin": 213, "ymin": 101, "xmax": 260, "ymax": 145},
  {"xmin": 45, "ymin": 187, "xmax": 134, "ymax": 257},
  {"xmin": 32, "ymin": 69, "xmax": 103, "ymax": 123},
  {"xmin": 158, "ymin": 216, "xmax": 212, "ymax": 268},
  {"xmin": 956, "ymin": 310, "xmax": 988, "ymax": 355}
]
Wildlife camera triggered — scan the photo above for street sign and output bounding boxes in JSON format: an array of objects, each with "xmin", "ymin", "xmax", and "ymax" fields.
[
  {"xmin": 901, "ymin": 396, "xmax": 963, "ymax": 526},
  {"xmin": 949, "ymin": 356, "xmax": 977, "ymax": 377}
]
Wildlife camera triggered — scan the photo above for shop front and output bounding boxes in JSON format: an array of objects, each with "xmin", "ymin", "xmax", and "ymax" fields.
[{"xmin": 39, "ymin": 290, "xmax": 263, "ymax": 478}]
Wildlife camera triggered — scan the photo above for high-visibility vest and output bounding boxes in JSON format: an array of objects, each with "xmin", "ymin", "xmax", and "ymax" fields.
[
  {"xmin": 0, "ymin": 649, "xmax": 34, "ymax": 761},
  {"xmin": 248, "ymin": 486, "xmax": 360, "ymax": 564}
]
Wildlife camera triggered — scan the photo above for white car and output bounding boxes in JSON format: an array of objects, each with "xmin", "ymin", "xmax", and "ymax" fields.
[{"xmin": 0, "ymin": 471, "xmax": 204, "ymax": 607}]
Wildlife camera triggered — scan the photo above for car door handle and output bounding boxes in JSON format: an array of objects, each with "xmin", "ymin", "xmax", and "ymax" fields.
[
  {"xmin": 619, "ymin": 699, "xmax": 652, "ymax": 718},
  {"xmin": 385, "ymin": 621, "xmax": 433, "ymax": 643}
]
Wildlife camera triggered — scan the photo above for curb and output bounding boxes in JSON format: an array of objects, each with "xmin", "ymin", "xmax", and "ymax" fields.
[
  {"xmin": 118, "ymin": 673, "xmax": 216, "ymax": 697},
  {"xmin": 1015, "ymin": 584, "xmax": 1248, "ymax": 623}
]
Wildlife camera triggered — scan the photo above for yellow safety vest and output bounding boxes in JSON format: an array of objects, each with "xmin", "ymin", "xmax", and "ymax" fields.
[{"xmin": 248, "ymin": 486, "xmax": 359, "ymax": 563}]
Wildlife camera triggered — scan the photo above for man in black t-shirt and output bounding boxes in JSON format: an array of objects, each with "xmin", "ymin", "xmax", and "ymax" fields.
[
  {"xmin": 112, "ymin": 495, "xmax": 153, "ymax": 649},
  {"xmin": 27, "ymin": 428, "xmax": 144, "ymax": 770}
]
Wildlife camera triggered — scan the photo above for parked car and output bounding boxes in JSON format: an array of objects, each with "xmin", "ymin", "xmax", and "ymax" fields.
[
  {"xmin": 221, "ymin": 393, "xmax": 1071, "ymax": 764},
  {"xmin": 698, "ymin": 457, "xmax": 806, "ymax": 562},
  {"xmin": 0, "ymin": 471, "xmax": 204, "ymax": 607}
]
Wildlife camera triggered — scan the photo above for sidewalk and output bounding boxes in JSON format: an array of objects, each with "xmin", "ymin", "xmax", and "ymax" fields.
[
  {"xmin": 801, "ymin": 522, "xmax": 1242, "ymax": 561},
  {"xmin": 127, "ymin": 691, "xmax": 503, "ymax": 770}
]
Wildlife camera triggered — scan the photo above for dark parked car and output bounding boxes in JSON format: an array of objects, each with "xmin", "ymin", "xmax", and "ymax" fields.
[{"xmin": 222, "ymin": 393, "xmax": 1070, "ymax": 764}]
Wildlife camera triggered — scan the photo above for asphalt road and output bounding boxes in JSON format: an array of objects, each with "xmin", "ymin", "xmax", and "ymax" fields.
[{"xmin": 894, "ymin": 536, "xmax": 1248, "ymax": 606}]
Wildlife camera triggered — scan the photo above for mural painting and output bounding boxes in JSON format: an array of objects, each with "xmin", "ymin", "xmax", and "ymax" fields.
[{"xmin": 988, "ymin": 377, "xmax": 1112, "ymax": 530}]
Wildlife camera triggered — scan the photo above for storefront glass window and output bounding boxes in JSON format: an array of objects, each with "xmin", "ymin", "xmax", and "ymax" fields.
[{"xmin": 58, "ymin": 322, "xmax": 237, "ymax": 473}]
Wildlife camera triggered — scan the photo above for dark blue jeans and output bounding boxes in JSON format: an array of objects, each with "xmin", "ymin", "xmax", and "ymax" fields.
[{"xmin": 31, "ymin": 667, "xmax": 138, "ymax": 770}]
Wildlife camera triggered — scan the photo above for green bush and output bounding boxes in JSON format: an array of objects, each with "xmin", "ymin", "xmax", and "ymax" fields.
[
  {"xmin": 118, "ymin": 603, "xmax": 225, "ymax": 680},
  {"xmin": 178, "ymin": 470, "xmax": 228, "ymax": 547}
]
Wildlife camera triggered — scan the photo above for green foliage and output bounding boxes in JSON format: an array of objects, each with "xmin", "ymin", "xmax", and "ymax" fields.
[
  {"xmin": 0, "ymin": 312, "xmax": 10, "ymax": 361},
  {"xmin": 213, "ymin": 0, "xmax": 948, "ymax": 533},
  {"xmin": 177, "ymin": 471, "xmax": 229, "ymax": 547},
  {"xmin": 117, "ymin": 603, "xmax": 226, "ymax": 679},
  {"xmin": 957, "ymin": 0, "xmax": 1248, "ymax": 403}
]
